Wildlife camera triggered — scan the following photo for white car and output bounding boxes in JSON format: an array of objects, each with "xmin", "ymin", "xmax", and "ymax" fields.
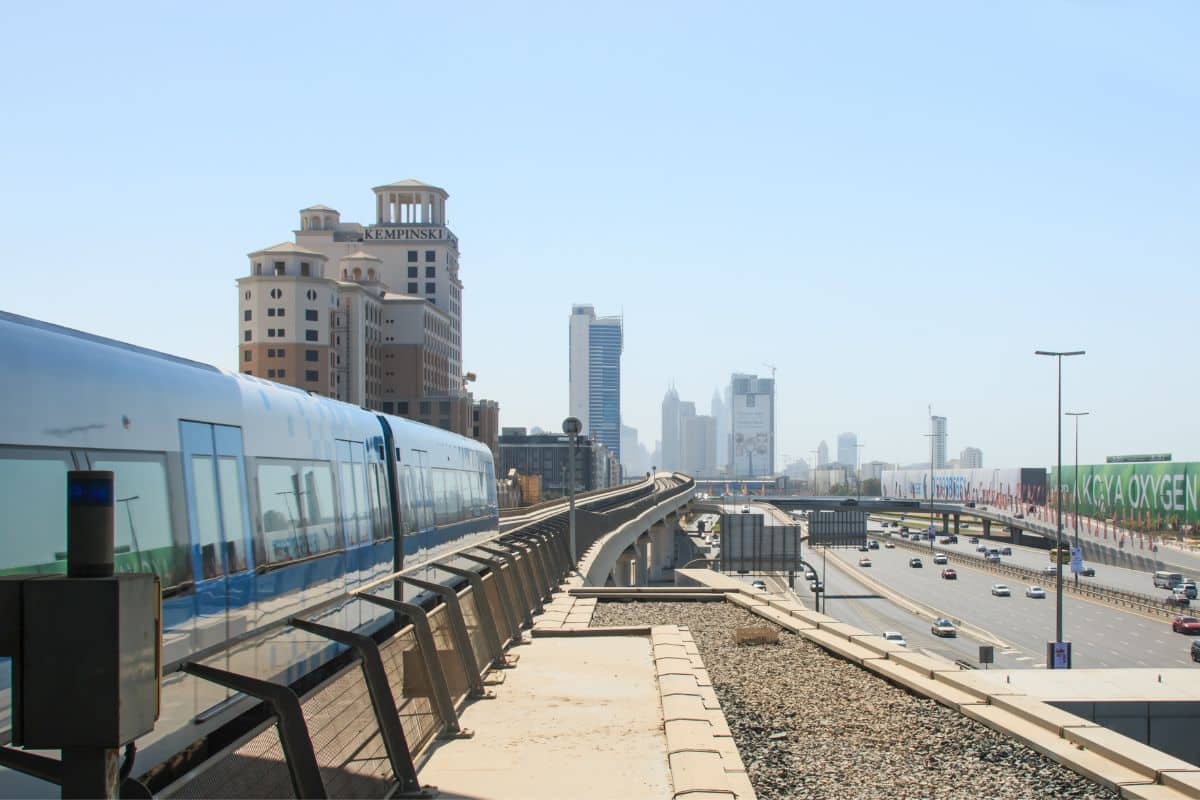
[
  {"xmin": 991, "ymin": 583, "xmax": 1011, "ymax": 597},
  {"xmin": 933, "ymin": 553, "xmax": 948, "ymax": 565},
  {"xmin": 750, "ymin": 580, "xmax": 767, "ymax": 591},
  {"xmin": 882, "ymin": 631, "xmax": 907, "ymax": 647},
  {"xmin": 1025, "ymin": 586, "xmax": 1047, "ymax": 599},
  {"xmin": 931, "ymin": 618, "xmax": 957, "ymax": 638}
]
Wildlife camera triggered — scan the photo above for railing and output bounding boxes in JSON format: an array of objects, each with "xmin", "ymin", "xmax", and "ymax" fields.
[{"xmin": 151, "ymin": 475, "xmax": 690, "ymax": 796}]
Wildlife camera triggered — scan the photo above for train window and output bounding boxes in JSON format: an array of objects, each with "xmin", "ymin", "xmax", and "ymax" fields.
[
  {"xmin": 0, "ymin": 447, "xmax": 73, "ymax": 575},
  {"xmin": 369, "ymin": 463, "xmax": 389, "ymax": 541},
  {"xmin": 337, "ymin": 442, "xmax": 371, "ymax": 546},
  {"xmin": 432, "ymin": 469, "xmax": 448, "ymax": 525},
  {"xmin": 190, "ymin": 455, "xmax": 224, "ymax": 579},
  {"xmin": 300, "ymin": 463, "xmax": 339, "ymax": 553},
  {"xmin": 257, "ymin": 462, "xmax": 307, "ymax": 562},
  {"xmin": 216, "ymin": 456, "xmax": 248, "ymax": 573},
  {"xmin": 90, "ymin": 452, "xmax": 189, "ymax": 589}
]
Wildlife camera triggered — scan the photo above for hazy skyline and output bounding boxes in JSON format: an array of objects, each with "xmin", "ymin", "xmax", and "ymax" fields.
[{"xmin": 2, "ymin": 2, "xmax": 1197, "ymax": 469}]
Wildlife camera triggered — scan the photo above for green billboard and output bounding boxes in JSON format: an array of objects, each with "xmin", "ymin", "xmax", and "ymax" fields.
[{"xmin": 1051, "ymin": 462, "xmax": 1200, "ymax": 528}]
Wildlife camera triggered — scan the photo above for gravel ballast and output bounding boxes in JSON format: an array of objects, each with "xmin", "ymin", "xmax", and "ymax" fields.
[{"xmin": 592, "ymin": 600, "xmax": 1119, "ymax": 800}]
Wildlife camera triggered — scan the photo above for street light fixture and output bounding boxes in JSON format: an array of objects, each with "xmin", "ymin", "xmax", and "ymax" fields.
[
  {"xmin": 923, "ymin": 408, "xmax": 936, "ymax": 554},
  {"xmin": 855, "ymin": 442, "xmax": 865, "ymax": 499},
  {"xmin": 563, "ymin": 417, "xmax": 582, "ymax": 565},
  {"xmin": 1066, "ymin": 410, "xmax": 1090, "ymax": 588},
  {"xmin": 1035, "ymin": 349, "xmax": 1085, "ymax": 666}
]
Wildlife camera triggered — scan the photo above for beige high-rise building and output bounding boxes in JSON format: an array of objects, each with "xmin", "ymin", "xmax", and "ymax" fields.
[{"xmin": 236, "ymin": 180, "xmax": 498, "ymax": 456}]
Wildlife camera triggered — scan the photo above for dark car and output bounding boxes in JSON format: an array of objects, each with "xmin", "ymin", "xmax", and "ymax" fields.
[
  {"xmin": 858, "ymin": 544, "xmax": 870, "ymax": 552},
  {"xmin": 968, "ymin": 537, "xmax": 979, "ymax": 544},
  {"xmin": 1173, "ymin": 616, "xmax": 1200, "ymax": 635},
  {"xmin": 1080, "ymin": 567, "xmax": 1096, "ymax": 577},
  {"xmin": 809, "ymin": 580, "xmax": 824, "ymax": 593},
  {"xmin": 1192, "ymin": 640, "xmax": 1200, "ymax": 663},
  {"xmin": 966, "ymin": 502, "xmax": 976, "ymax": 508},
  {"xmin": 842, "ymin": 498, "xmax": 859, "ymax": 506},
  {"xmin": 909, "ymin": 557, "xmax": 923, "ymax": 568},
  {"xmin": 868, "ymin": 540, "xmax": 880, "ymax": 550}
]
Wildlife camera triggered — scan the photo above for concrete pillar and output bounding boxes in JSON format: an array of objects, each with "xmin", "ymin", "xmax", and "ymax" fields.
[
  {"xmin": 649, "ymin": 521, "xmax": 673, "ymax": 582},
  {"xmin": 983, "ymin": 518, "xmax": 991, "ymax": 538},
  {"xmin": 635, "ymin": 534, "xmax": 650, "ymax": 585},
  {"xmin": 953, "ymin": 514, "xmax": 960, "ymax": 535},
  {"xmin": 941, "ymin": 512, "xmax": 949, "ymax": 534}
]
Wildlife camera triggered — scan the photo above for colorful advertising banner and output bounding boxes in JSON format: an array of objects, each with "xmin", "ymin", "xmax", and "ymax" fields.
[
  {"xmin": 881, "ymin": 468, "xmax": 1038, "ymax": 506},
  {"xmin": 1052, "ymin": 462, "xmax": 1200, "ymax": 527}
]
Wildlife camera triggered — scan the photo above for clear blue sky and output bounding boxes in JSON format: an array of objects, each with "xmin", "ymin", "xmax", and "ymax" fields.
[{"xmin": 2, "ymin": 2, "xmax": 1197, "ymax": 469}]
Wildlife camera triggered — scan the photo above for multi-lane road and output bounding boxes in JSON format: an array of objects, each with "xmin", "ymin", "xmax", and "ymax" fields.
[{"xmin": 708, "ymin": 503, "xmax": 1198, "ymax": 669}]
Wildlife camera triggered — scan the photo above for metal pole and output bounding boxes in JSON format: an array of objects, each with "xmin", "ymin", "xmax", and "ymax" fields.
[
  {"xmin": 569, "ymin": 434, "xmax": 577, "ymax": 564},
  {"xmin": 1036, "ymin": 349, "xmax": 1083, "ymax": 664},
  {"xmin": 1066, "ymin": 411, "xmax": 1089, "ymax": 589},
  {"xmin": 1055, "ymin": 356, "xmax": 1063, "ymax": 644}
]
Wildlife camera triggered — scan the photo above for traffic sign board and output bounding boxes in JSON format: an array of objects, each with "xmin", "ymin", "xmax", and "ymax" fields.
[{"xmin": 1069, "ymin": 547, "xmax": 1084, "ymax": 574}]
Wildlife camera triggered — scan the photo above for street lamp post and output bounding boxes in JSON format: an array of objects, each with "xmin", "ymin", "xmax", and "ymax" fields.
[
  {"xmin": 855, "ymin": 443, "xmax": 865, "ymax": 499},
  {"xmin": 923, "ymin": 410, "xmax": 936, "ymax": 554},
  {"xmin": 1066, "ymin": 411, "xmax": 1090, "ymax": 588},
  {"xmin": 1035, "ymin": 349, "xmax": 1085, "ymax": 665},
  {"xmin": 563, "ymin": 417, "xmax": 582, "ymax": 565}
]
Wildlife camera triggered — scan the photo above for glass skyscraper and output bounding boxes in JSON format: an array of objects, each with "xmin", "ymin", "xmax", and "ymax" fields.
[{"xmin": 569, "ymin": 305, "xmax": 623, "ymax": 461}]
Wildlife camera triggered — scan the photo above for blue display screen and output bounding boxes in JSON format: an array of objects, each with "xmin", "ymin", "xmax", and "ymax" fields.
[{"xmin": 68, "ymin": 476, "xmax": 114, "ymax": 506}]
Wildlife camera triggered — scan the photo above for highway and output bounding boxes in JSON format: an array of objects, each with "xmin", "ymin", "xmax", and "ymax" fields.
[{"xmin": 712, "ymin": 503, "xmax": 1198, "ymax": 669}]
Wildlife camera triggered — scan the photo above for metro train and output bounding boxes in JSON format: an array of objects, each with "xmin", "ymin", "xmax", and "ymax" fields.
[{"xmin": 0, "ymin": 310, "xmax": 499, "ymax": 786}]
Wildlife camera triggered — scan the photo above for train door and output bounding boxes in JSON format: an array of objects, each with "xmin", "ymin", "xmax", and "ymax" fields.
[
  {"xmin": 410, "ymin": 448, "xmax": 431, "ymax": 561},
  {"xmin": 179, "ymin": 421, "xmax": 254, "ymax": 710}
]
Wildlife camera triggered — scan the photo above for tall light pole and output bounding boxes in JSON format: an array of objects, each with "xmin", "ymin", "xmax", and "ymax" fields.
[
  {"xmin": 1066, "ymin": 410, "xmax": 1090, "ymax": 588},
  {"xmin": 809, "ymin": 448, "xmax": 819, "ymax": 496},
  {"xmin": 563, "ymin": 417, "xmax": 582, "ymax": 565},
  {"xmin": 924, "ymin": 408, "xmax": 936, "ymax": 554},
  {"xmin": 1035, "ymin": 349, "xmax": 1085, "ymax": 664}
]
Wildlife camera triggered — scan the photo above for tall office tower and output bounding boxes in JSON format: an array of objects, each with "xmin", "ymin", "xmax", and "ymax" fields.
[
  {"xmin": 568, "ymin": 305, "xmax": 623, "ymax": 460},
  {"xmin": 931, "ymin": 415, "xmax": 948, "ymax": 469},
  {"xmin": 960, "ymin": 446, "xmax": 983, "ymax": 469},
  {"xmin": 837, "ymin": 432, "xmax": 858, "ymax": 469},
  {"xmin": 681, "ymin": 415, "xmax": 717, "ymax": 478},
  {"xmin": 730, "ymin": 373, "xmax": 775, "ymax": 477},
  {"xmin": 237, "ymin": 180, "xmax": 499, "ymax": 450},
  {"xmin": 711, "ymin": 388, "xmax": 728, "ymax": 470},
  {"xmin": 817, "ymin": 440, "xmax": 829, "ymax": 467},
  {"xmin": 660, "ymin": 386, "xmax": 681, "ymax": 472}
]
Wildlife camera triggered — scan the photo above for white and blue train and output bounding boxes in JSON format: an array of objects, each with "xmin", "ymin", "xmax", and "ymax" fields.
[{"xmin": 0, "ymin": 310, "xmax": 499, "ymax": 784}]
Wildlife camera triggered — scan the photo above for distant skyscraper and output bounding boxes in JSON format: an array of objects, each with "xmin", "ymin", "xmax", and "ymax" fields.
[
  {"xmin": 661, "ymin": 386, "xmax": 681, "ymax": 472},
  {"xmin": 730, "ymin": 372, "xmax": 775, "ymax": 477},
  {"xmin": 960, "ymin": 446, "xmax": 983, "ymax": 469},
  {"xmin": 621, "ymin": 424, "xmax": 651, "ymax": 477},
  {"xmin": 569, "ymin": 305, "xmax": 623, "ymax": 459},
  {"xmin": 711, "ymin": 388, "xmax": 728, "ymax": 471},
  {"xmin": 837, "ymin": 432, "xmax": 858, "ymax": 469},
  {"xmin": 817, "ymin": 441, "xmax": 829, "ymax": 467},
  {"xmin": 930, "ymin": 415, "xmax": 948, "ymax": 469},
  {"xmin": 681, "ymin": 415, "xmax": 717, "ymax": 477}
]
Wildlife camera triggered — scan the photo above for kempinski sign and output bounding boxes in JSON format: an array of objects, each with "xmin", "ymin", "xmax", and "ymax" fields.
[{"xmin": 363, "ymin": 226, "xmax": 445, "ymax": 241}]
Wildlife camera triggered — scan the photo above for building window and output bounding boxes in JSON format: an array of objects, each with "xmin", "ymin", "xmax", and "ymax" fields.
[
  {"xmin": 300, "ymin": 262, "xmax": 310, "ymax": 277},
  {"xmin": 305, "ymin": 309, "xmax": 318, "ymax": 321},
  {"xmin": 305, "ymin": 289, "xmax": 317, "ymax": 301},
  {"xmin": 425, "ymin": 282, "xmax": 435, "ymax": 294},
  {"xmin": 273, "ymin": 261, "xmax": 285, "ymax": 276},
  {"xmin": 408, "ymin": 283, "xmax": 418, "ymax": 294},
  {"xmin": 425, "ymin": 266, "xmax": 435, "ymax": 278},
  {"xmin": 268, "ymin": 308, "xmax": 276, "ymax": 317},
  {"xmin": 276, "ymin": 349, "xmax": 285, "ymax": 358},
  {"xmin": 407, "ymin": 266, "xmax": 418, "ymax": 278},
  {"xmin": 278, "ymin": 329, "xmax": 285, "ymax": 337},
  {"xmin": 270, "ymin": 288, "xmax": 282, "ymax": 299},
  {"xmin": 276, "ymin": 307, "xmax": 285, "ymax": 317},
  {"xmin": 407, "ymin": 250, "xmax": 418, "ymax": 263},
  {"xmin": 419, "ymin": 401, "xmax": 431, "ymax": 415},
  {"xmin": 277, "ymin": 369, "xmax": 285, "ymax": 378},
  {"xmin": 267, "ymin": 348, "xmax": 274, "ymax": 357},
  {"xmin": 253, "ymin": 263, "xmax": 262, "ymax": 276},
  {"xmin": 267, "ymin": 329, "xmax": 275, "ymax": 338},
  {"xmin": 305, "ymin": 350, "xmax": 318, "ymax": 362},
  {"xmin": 438, "ymin": 401, "xmax": 451, "ymax": 415},
  {"xmin": 425, "ymin": 250, "xmax": 435, "ymax": 262},
  {"xmin": 305, "ymin": 329, "xmax": 318, "ymax": 342},
  {"xmin": 267, "ymin": 369, "xmax": 276, "ymax": 378},
  {"xmin": 305, "ymin": 370, "xmax": 319, "ymax": 382},
  {"xmin": 243, "ymin": 350, "xmax": 251, "ymax": 362},
  {"xmin": 243, "ymin": 309, "xmax": 251, "ymax": 321},
  {"xmin": 398, "ymin": 401, "xmax": 409, "ymax": 414},
  {"xmin": 244, "ymin": 330, "xmax": 252, "ymax": 341}
]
